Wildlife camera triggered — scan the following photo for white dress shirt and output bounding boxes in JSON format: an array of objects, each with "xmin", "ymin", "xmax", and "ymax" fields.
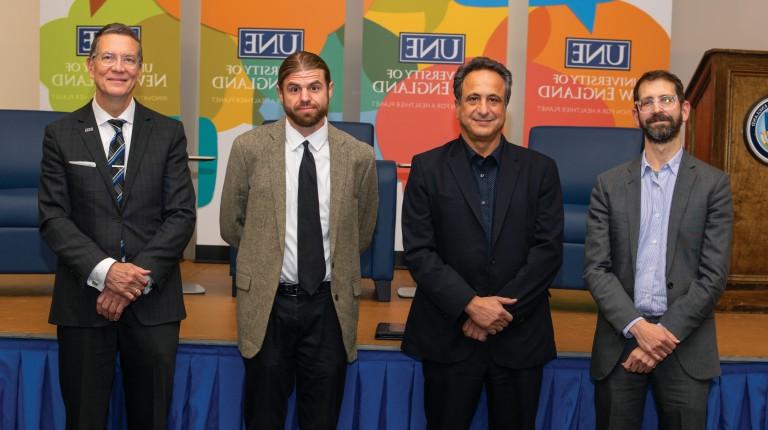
[
  {"xmin": 280, "ymin": 118, "xmax": 332, "ymax": 284},
  {"xmin": 93, "ymin": 98, "xmax": 135, "ymax": 167},
  {"xmin": 86, "ymin": 99, "xmax": 151, "ymax": 294}
]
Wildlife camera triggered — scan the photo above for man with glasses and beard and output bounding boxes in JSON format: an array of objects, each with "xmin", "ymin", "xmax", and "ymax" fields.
[
  {"xmin": 584, "ymin": 70, "xmax": 733, "ymax": 429},
  {"xmin": 220, "ymin": 51, "xmax": 378, "ymax": 430}
]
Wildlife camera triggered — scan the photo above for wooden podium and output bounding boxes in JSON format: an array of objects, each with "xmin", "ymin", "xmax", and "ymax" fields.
[{"xmin": 685, "ymin": 49, "xmax": 768, "ymax": 288}]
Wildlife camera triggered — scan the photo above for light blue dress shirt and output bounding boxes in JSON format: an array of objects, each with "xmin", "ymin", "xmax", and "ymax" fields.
[{"xmin": 623, "ymin": 146, "xmax": 683, "ymax": 336}]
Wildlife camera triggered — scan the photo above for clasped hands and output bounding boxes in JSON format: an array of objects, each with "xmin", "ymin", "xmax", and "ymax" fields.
[
  {"xmin": 623, "ymin": 319, "xmax": 680, "ymax": 374},
  {"xmin": 96, "ymin": 262, "xmax": 151, "ymax": 322},
  {"xmin": 462, "ymin": 296, "xmax": 518, "ymax": 342}
]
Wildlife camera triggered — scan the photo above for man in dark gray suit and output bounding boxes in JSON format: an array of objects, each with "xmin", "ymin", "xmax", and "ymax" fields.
[
  {"xmin": 39, "ymin": 23, "xmax": 195, "ymax": 429},
  {"xmin": 584, "ymin": 70, "xmax": 733, "ymax": 429}
]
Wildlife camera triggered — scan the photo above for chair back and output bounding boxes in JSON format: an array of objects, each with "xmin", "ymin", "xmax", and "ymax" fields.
[
  {"xmin": 0, "ymin": 109, "xmax": 66, "ymax": 273},
  {"xmin": 528, "ymin": 125, "xmax": 643, "ymax": 289},
  {"xmin": 0, "ymin": 110, "xmax": 66, "ymax": 189}
]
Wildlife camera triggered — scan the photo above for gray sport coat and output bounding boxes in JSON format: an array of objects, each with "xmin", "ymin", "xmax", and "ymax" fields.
[{"xmin": 585, "ymin": 152, "xmax": 733, "ymax": 380}]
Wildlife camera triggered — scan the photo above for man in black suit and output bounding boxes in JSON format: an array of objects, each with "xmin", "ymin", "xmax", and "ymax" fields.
[
  {"xmin": 401, "ymin": 56, "xmax": 563, "ymax": 429},
  {"xmin": 38, "ymin": 23, "xmax": 195, "ymax": 429}
]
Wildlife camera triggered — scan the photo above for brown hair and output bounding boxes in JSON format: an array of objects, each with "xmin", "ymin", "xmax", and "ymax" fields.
[
  {"xmin": 453, "ymin": 56, "xmax": 512, "ymax": 105},
  {"xmin": 90, "ymin": 23, "xmax": 142, "ymax": 64},
  {"xmin": 277, "ymin": 51, "xmax": 331, "ymax": 89},
  {"xmin": 633, "ymin": 70, "xmax": 685, "ymax": 103}
]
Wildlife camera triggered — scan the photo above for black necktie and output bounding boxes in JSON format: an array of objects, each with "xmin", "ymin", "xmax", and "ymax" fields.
[
  {"xmin": 107, "ymin": 119, "xmax": 126, "ymax": 205},
  {"xmin": 297, "ymin": 141, "xmax": 326, "ymax": 294}
]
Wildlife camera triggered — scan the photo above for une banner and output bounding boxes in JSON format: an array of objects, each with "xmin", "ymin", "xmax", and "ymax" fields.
[
  {"xmin": 360, "ymin": 0, "xmax": 508, "ymax": 251},
  {"xmin": 40, "ymin": 0, "xmax": 180, "ymax": 116},
  {"xmin": 361, "ymin": 0, "xmax": 509, "ymax": 177},
  {"xmin": 166, "ymin": 0, "xmax": 348, "ymax": 247},
  {"xmin": 524, "ymin": 0, "xmax": 672, "ymax": 145}
]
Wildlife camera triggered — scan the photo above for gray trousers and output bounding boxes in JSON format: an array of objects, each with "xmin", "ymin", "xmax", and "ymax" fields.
[{"xmin": 595, "ymin": 346, "xmax": 711, "ymax": 430}]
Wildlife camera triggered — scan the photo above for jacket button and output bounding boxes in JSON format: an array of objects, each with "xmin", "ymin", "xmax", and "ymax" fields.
[
  {"xmin": 667, "ymin": 282, "xmax": 674, "ymax": 289},
  {"xmin": 334, "ymin": 294, "xmax": 339, "ymax": 301}
]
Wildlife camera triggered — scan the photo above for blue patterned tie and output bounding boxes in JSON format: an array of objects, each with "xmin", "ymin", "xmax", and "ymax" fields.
[{"xmin": 107, "ymin": 119, "xmax": 126, "ymax": 205}]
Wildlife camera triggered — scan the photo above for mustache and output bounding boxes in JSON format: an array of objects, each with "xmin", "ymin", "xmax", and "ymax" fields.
[{"xmin": 646, "ymin": 112, "xmax": 673, "ymax": 124}]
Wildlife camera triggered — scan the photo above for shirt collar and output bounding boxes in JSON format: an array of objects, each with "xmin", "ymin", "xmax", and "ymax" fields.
[
  {"xmin": 461, "ymin": 135, "xmax": 504, "ymax": 165},
  {"xmin": 285, "ymin": 117, "xmax": 329, "ymax": 152},
  {"xmin": 641, "ymin": 145, "xmax": 684, "ymax": 177},
  {"xmin": 92, "ymin": 98, "xmax": 135, "ymax": 127}
]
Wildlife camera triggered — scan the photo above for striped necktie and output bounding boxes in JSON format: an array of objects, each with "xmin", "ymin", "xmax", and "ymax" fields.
[{"xmin": 107, "ymin": 119, "xmax": 126, "ymax": 205}]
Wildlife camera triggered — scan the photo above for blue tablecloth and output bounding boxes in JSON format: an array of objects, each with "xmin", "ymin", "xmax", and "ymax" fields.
[{"xmin": 1, "ymin": 338, "xmax": 766, "ymax": 429}]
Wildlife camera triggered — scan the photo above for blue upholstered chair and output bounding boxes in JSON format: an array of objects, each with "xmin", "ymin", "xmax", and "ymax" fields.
[
  {"xmin": 528, "ymin": 126, "xmax": 643, "ymax": 290},
  {"xmin": 0, "ymin": 110, "xmax": 66, "ymax": 273},
  {"xmin": 230, "ymin": 120, "xmax": 397, "ymax": 301}
]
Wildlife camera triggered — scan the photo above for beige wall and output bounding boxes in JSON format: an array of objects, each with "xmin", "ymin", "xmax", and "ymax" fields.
[
  {"xmin": 671, "ymin": 0, "xmax": 768, "ymax": 87},
  {"xmin": 1, "ymin": 0, "xmax": 39, "ymax": 109}
]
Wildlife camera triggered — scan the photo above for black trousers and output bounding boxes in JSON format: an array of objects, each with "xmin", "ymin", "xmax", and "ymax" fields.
[
  {"xmin": 243, "ymin": 285, "xmax": 347, "ymax": 430},
  {"xmin": 595, "ymin": 344, "xmax": 711, "ymax": 430},
  {"xmin": 57, "ymin": 308, "xmax": 180, "ymax": 430},
  {"xmin": 422, "ymin": 345, "xmax": 544, "ymax": 430}
]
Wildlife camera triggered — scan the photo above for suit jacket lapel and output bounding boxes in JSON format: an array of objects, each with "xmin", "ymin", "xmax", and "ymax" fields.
[
  {"xmin": 75, "ymin": 104, "xmax": 118, "ymax": 207},
  {"xmin": 122, "ymin": 102, "xmax": 152, "ymax": 206},
  {"xmin": 328, "ymin": 125, "xmax": 349, "ymax": 260},
  {"xmin": 267, "ymin": 119, "xmax": 287, "ymax": 256},
  {"xmin": 625, "ymin": 158, "xmax": 642, "ymax": 270},
  {"xmin": 491, "ymin": 139, "xmax": 521, "ymax": 248},
  {"xmin": 666, "ymin": 153, "xmax": 696, "ymax": 275},
  {"xmin": 446, "ymin": 139, "xmax": 483, "ymax": 228}
]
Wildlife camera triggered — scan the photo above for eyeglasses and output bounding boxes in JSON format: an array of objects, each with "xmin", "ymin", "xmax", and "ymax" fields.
[
  {"xmin": 635, "ymin": 95, "xmax": 678, "ymax": 113},
  {"xmin": 91, "ymin": 52, "xmax": 140, "ymax": 69}
]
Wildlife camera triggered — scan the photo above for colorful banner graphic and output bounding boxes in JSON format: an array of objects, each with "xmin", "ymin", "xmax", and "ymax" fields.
[
  {"xmin": 361, "ymin": 0, "xmax": 509, "ymax": 176},
  {"xmin": 159, "ymin": 0, "xmax": 348, "ymax": 246},
  {"xmin": 40, "ymin": 0, "xmax": 180, "ymax": 116},
  {"xmin": 523, "ymin": 0, "xmax": 672, "ymax": 146},
  {"xmin": 361, "ymin": 0, "xmax": 508, "ymax": 251}
]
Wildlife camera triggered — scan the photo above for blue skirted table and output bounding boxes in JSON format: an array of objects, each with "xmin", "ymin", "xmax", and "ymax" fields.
[{"xmin": 1, "ymin": 337, "xmax": 767, "ymax": 429}]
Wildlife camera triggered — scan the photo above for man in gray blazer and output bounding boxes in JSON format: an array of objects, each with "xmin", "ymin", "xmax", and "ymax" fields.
[
  {"xmin": 220, "ymin": 51, "xmax": 378, "ymax": 430},
  {"xmin": 39, "ymin": 23, "xmax": 196, "ymax": 429},
  {"xmin": 584, "ymin": 70, "xmax": 733, "ymax": 429}
]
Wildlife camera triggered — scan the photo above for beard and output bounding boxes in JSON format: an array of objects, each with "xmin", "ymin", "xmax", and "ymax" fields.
[
  {"xmin": 284, "ymin": 101, "xmax": 328, "ymax": 129},
  {"xmin": 640, "ymin": 111, "xmax": 683, "ymax": 144}
]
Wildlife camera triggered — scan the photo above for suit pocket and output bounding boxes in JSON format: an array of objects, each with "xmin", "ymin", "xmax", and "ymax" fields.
[
  {"xmin": 235, "ymin": 273, "xmax": 251, "ymax": 291},
  {"xmin": 68, "ymin": 161, "xmax": 104, "ymax": 192}
]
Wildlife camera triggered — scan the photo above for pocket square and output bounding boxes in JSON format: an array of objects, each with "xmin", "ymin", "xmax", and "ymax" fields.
[{"xmin": 68, "ymin": 160, "xmax": 96, "ymax": 167}]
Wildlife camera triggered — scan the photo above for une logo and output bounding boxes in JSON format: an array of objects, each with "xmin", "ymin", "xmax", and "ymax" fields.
[
  {"xmin": 238, "ymin": 29, "xmax": 304, "ymax": 59},
  {"xmin": 76, "ymin": 26, "xmax": 141, "ymax": 56},
  {"xmin": 565, "ymin": 38, "xmax": 631, "ymax": 70},
  {"xmin": 399, "ymin": 33, "xmax": 465, "ymax": 64}
]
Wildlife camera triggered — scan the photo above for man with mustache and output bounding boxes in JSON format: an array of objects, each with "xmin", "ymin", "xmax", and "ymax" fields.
[
  {"xmin": 585, "ymin": 70, "xmax": 733, "ymax": 429},
  {"xmin": 220, "ymin": 51, "xmax": 378, "ymax": 430},
  {"xmin": 401, "ymin": 57, "xmax": 563, "ymax": 429}
]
